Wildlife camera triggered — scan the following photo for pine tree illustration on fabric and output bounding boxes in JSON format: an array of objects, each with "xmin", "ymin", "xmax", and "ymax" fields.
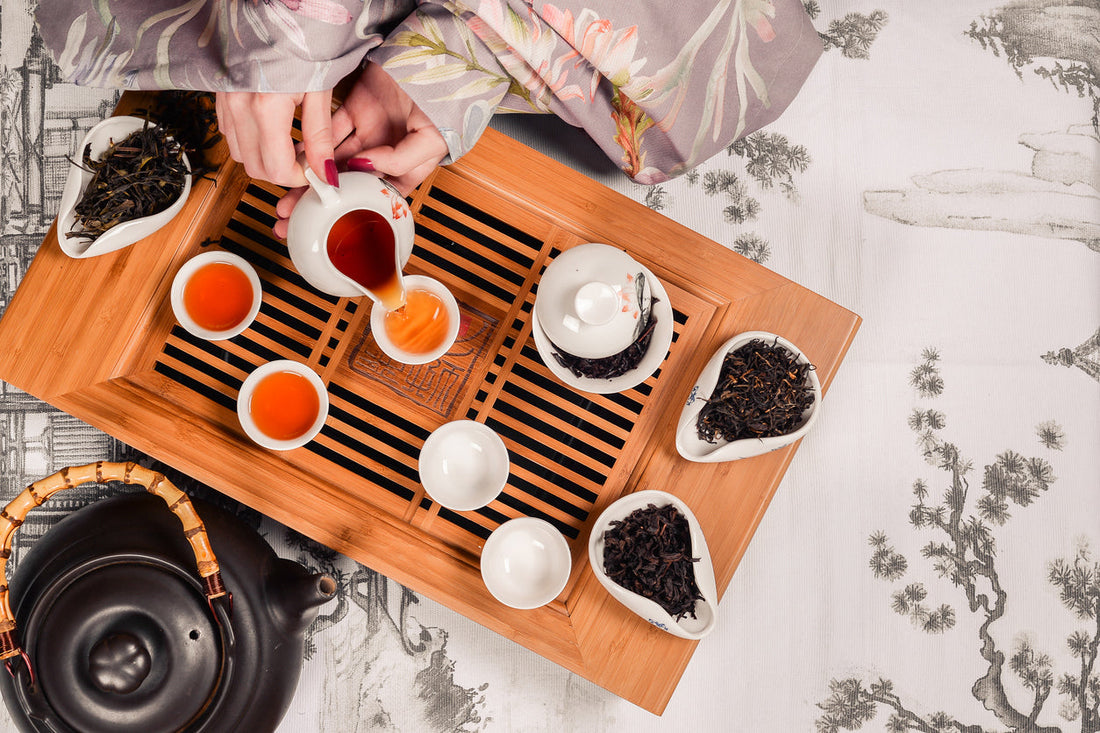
[
  {"xmin": 728, "ymin": 131, "xmax": 811, "ymax": 199},
  {"xmin": 816, "ymin": 348, "xmax": 1100, "ymax": 733},
  {"xmin": 965, "ymin": 1, "xmax": 1100, "ymax": 129},
  {"xmin": 283, "ymin": 527, "xmax": 488, "ymax": 731},
  {"xmin": 815, "ymin": 9, "xmax": 888, "ymax": 59},
  {"xmin": 1042, "ymin": 328, "xmax": 1100, "ymax": 383},
  {"xmin": 640, "ymin": 4, "xmax": 888, "ymax": 265}
]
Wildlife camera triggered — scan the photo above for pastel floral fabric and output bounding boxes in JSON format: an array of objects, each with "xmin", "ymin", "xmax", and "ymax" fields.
[{"xmin": 35, "ymin": 0, "xmax": 822, "ymax": 182}]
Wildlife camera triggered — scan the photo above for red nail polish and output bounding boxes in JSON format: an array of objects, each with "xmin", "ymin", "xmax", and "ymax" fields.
[
  {"xmin": 347, "ymin": 157, "xmax": 375, "ymax": 173},
  {"xmin": 324, "ymin": 159, "xmax": 340, "ymax": 188}
]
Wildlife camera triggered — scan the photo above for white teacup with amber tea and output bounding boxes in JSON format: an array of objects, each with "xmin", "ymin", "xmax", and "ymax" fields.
[
  {"xmin": 286, "ymin": 168, "xmax": 415, "ymax": 307},
  {"xmin": 370, "ymin": 275, "xmax": 460, "ymax": 365}
]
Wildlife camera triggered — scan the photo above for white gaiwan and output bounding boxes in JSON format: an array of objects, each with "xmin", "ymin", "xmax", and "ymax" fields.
[
  {"xmin": 588, "ymin": 490, "xmax": 718, "ymax": 639},
  {"xmin": 675, "ymin": 331, "xmax": 822, "ymax": 463},
  {"xmin": 57, "ymin": 116, "xmax": 192, "ymax": 258},
  {"xmin": 535, "ymin": 243, "xmax": 652, "ymax": 359}
]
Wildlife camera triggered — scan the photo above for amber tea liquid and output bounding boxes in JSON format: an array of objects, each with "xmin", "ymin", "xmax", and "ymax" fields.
[
  {"xmin": 183, "ymin": 262, "xmax": 253, "ymax": 332},
  {"xmin": 326, "ymin": 209, "xmax": 405, "ymax": 310},
  {"xmin": 249, "ymin": 370, "xmax": 320, "ymax": 441},
  {"xmin": 384, "ymin": 288, "xmax": 451, "ymax": 355}
]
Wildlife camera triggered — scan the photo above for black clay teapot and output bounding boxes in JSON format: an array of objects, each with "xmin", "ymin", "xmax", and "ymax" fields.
[{"xmin": 0, "ymin": 462, "xmax": 335, "ymax": 732}]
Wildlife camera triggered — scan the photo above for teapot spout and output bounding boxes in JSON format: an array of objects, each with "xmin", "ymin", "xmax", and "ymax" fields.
[{"xmin": 266, "ymin": 559, "xmax": 337, "ymax": 632}]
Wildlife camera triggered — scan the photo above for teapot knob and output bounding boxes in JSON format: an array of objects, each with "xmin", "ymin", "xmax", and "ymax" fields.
[
  {"xmin": 574, "ymin": 281, "xmax": 619, "ymax": 326},
  {"xmin": 88, "ymin": 632, "xmax": 152, "ymax": 694}
]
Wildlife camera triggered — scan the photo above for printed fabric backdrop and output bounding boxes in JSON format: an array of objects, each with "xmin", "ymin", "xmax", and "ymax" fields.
[{"xmin": 2, "ymin": 1, "xmax": 1099, "ymax": 731}]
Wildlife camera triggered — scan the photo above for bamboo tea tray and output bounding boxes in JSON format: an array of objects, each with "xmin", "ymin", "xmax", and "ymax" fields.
[{"xmin": 0, "ymin": 92, "xmax": 860, "ymax": 714}]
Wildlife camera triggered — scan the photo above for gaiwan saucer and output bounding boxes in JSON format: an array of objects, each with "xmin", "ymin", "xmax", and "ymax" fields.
[
  {"xmin": 675, "ymin": 331, "xmax": 822, "ymax": 463},
  {"xmin": 56, "ymin": 115, "xmax": 191, "ymax": 259},
  {"xmin": 531, "ymin": 263, "xmax": 674, "ymax": 395},
  {"xmin": 588, "ymin": 490, "xmax": 718, "ymax": 639}
]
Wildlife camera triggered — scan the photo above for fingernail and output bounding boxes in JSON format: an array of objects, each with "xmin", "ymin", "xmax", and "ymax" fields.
[
  {"xmin": 347, "ymin": 157, "xmax": 375, "ymax": 173},
  {"xmin": 324, "ymin": 159, "xmax": 340, "ymax": 188}
]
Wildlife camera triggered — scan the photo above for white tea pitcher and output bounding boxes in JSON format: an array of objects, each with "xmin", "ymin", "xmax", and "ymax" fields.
[{"xmin": 286, "ymin": 167, "xmax": 415, "ymax": 308}]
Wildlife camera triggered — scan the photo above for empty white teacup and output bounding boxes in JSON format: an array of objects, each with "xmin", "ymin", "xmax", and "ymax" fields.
[
  {"xmin": 480, "ymin": 518, "xmax": 572, "ymax": 609},
  {"xmin": 418, "ymin": 421, "xmax": 509, "ymax": 511}
]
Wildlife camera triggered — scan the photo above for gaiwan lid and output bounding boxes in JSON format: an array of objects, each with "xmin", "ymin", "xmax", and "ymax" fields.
[{"xmin": 535, "ymin": 243, "xmax": 652, "ymax": 359}]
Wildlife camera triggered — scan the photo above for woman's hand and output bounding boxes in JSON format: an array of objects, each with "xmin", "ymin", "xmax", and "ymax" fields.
[
  {"xmin": 331, "ymin": 62, "xmax": 449, "ymax": 195},
  {"xmin": 215, "ymin": 89, "xmax": 339, "ymax": 189},
  {"xmin": 272, "ymin": 62, "xmax": 447, "ymax": 239}
]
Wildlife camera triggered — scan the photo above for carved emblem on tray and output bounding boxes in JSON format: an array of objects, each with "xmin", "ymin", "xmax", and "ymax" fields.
[{"xmin": 348, "ymin": 301, "xmax": 497, "ymax": 417}]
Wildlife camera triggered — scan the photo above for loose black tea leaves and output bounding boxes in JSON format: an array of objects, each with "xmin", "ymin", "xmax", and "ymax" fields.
[
  {"xmin": 602, "ymin": 503, "xmax": 703, "ymax": 620},
  {"xmin": 696, "ymin": 338, "xmax": 816, "ymax": 443},
  {"xmin": 551, "ymin": 292, "xmax": 660, "ymax": 380},
  {"xmin": 68, "ymin": 121, "xmax": 188, "ymax": 242},
  {"xmin": 136, "ymin": 90, "xmax": 222, "ymax": 176}
]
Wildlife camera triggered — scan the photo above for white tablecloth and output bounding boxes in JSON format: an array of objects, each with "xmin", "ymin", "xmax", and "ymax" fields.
[{"xmin": 2, "ymin": 1, "xmax": 1098, "ymax": 731}]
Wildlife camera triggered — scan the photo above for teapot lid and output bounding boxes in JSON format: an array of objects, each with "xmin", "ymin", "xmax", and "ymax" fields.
[
  {"xmin": 23, "ymin": 556, "xmax": 224, "ymax": 733},
  {"xmin": 535, "ymin": 243, "xmax": 652, "ymax": 359}
]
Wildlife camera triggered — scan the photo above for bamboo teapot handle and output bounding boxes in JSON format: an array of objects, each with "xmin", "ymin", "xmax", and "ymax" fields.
[{"xmin": 0, "ymin": 461, "xmax": 228, "ymax": 661}]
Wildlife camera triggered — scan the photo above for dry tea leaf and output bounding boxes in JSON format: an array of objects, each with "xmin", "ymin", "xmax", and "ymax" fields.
[
  {"xmin": 68, "ymin": 122, "xmax": 187, "ymax": 242},
  {"xmin": 696, "ymin": 338, "xmax": 815, "ymax": 443},
  {"xmin": 603, "ymin": 502, "xmax": 703, "ymax": 620}
]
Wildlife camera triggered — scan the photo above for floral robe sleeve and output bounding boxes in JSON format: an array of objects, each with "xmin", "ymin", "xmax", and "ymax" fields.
[
  {"xmin": 370, "ymin": 1, "xmax": 821, "ymax": 183},
  {"xmin": 36, "ymin": 0, "xmax": 822, "ymax": 184}
]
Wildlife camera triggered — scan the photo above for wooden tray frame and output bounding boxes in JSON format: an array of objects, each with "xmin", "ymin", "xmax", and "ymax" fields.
[{"xmin": 0, "ymin": 93, "xmax": 860, "ymax": 714}]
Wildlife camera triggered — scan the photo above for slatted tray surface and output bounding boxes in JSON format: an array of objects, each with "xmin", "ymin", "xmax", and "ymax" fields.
[{"xmin": 0, "ymin": 93, "xmax": 860, "ymax": 714}]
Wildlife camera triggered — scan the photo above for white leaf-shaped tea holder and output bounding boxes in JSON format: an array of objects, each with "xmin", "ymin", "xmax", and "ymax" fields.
[
  {"xmin": 675, "ymin": 331, "xmax": 822, "ymax": 463},
  {"xmin": 56, "ymin": 116, "xmax": 191, "ymax": 258},
  {"xmin": 588, "ymin": 490, "xmax": 718, "ymax": 639}
]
